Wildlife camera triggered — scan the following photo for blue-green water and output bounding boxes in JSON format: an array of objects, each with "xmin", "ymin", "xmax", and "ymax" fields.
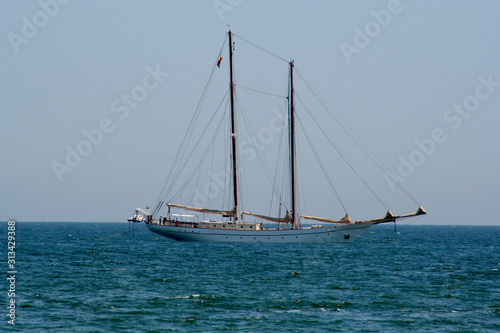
[{"xmin": 2, "ymin": 222, "xmax": 499, "ymax": 332}]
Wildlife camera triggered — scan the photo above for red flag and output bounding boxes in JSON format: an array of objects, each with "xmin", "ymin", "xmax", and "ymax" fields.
[{"xmin": 217, "ymin": 56, "xmax": 222, "ymax": 68}]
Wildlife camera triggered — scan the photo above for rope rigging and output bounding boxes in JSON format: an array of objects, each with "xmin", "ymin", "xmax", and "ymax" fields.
[
  {"xmin": 295, "ymin": 91, "xmax": 389, "ymax": 210},
  {"xmin": 149, "ymin": 31, "xmax": 422, "ymax": 224},
  {"xmin": 295, "ymin": 113, "xmax": 348, "ymax": 214},
  {"xmin": 152, "ymin": 35, "xmax": 229, "ymax": 217},
  {"xmin": 167, "ymin": 90, "xmax": 230, "ymax": 205},
  {"xmin": 235, "ymin": 90, "xmax": 291, "ymax": 217},
  {"xmin": 234, "ymin": 84, "xmax": 287, "ymax": 99},
  {"xmin": 232, "ymin": 33, "xmax": 289, "ymax": 63},
  {"xmin": 294, "ymin": 68, "xmax": 421, "ymax": 206}
]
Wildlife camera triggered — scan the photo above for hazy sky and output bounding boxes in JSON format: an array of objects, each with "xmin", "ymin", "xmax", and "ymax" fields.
[{"xmin": 1, "ymin": 0, "xmax": 499, "ymax": 225}]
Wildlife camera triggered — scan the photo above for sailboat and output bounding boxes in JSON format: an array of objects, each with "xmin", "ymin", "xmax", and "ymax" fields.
[{"xmin": 128, "ymin": 29, "xmax": 426, "ymax": 243}]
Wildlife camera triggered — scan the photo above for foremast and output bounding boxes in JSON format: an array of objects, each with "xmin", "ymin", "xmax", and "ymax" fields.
[{"xmin": 229, "ymin": 29, "xmax": 239, "ymax": 222}]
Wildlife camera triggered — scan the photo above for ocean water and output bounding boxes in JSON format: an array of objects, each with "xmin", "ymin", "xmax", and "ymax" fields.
[{"xmin": 2, "ymin": 222, "xmax": 499, "ymax": 332}]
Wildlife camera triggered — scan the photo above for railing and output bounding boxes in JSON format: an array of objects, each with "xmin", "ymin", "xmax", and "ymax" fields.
[{"xmin": 157, "ymin": 218, "xmax": 198, "ymax": 228}]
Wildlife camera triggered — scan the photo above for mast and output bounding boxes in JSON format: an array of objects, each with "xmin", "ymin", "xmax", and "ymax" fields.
[
  {"xmin": 289, "ymin": 60, "xmax": 297, "ymax": 229},
  {"xmin": 228, "ymin": 29, "xmax": 239, "ymax": 222}
]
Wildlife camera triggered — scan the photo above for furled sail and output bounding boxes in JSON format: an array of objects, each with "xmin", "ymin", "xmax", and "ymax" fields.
[
  {"xmin": 166, "ymin": 203, "xmax": 236, "ymax": 217},
  {"xmin": 241, "ymin": 211, "xmax": 292, "ymax": 223},
  {"xmin": 299, "ymin": 213, "xmax": 352, "ymax": 224},
  {"xmin": 356, "ymin": 206, "xmax": 427, "ymax": 224}
]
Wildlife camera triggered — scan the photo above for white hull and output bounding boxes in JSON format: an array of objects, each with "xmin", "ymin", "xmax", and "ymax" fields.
[{"xmin": 146, "ymin": 222, "xmax": 376, "ymax": 243}]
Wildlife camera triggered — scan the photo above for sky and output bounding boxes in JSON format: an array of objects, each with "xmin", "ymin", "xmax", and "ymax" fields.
[{"xmin": 1, "ymin": 0, "xmax": 499, "ymax": 225}]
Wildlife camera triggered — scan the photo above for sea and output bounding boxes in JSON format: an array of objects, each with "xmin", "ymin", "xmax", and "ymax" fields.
[{"xmin": 2, "ymin": 222, "xmax": 499, "ymax": 332}]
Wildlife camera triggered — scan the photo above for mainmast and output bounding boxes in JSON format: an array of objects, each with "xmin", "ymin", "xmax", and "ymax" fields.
[
  {"xmin": 289, "ymin": 61, "xmax": 297, "ymax": 229},
  {"xmin": 228, "ymin": 29, "xmax": 239, "ymax": 222}
]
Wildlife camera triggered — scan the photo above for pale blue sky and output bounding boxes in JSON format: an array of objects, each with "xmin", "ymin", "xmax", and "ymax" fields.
[{"xmin": 1, "ymin": 0, "xmax": 499, "ymax": 225}]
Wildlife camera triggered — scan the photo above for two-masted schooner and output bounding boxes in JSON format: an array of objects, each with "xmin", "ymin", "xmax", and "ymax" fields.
[{"xmin": 128, "ymin": 29, "xmax": 426, "ymax": 243}]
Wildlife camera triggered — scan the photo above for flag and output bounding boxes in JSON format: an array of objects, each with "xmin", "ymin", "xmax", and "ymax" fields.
[{"xmin": 217, "ymin": 56, "xmax": 223, "ymax": 68}]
